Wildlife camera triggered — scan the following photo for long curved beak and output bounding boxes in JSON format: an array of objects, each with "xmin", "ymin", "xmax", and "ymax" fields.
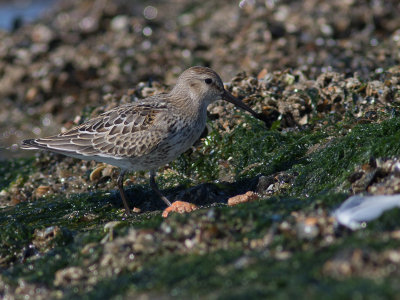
[{"xmin": 221, "ymin": 90, "xmax": 260, "ymax": 119}]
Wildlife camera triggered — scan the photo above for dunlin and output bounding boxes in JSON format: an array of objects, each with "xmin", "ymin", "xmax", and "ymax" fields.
[{"xmin": 22, "ymin": 66, "xmax": 264, "ymax": 216}]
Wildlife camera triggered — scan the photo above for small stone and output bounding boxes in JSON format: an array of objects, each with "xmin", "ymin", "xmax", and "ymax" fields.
[
  {"xmin": 386, "ymin": 250, "xmax": 400, "ymax": 263},
  {"xmin": 162, "ymin": 201, "xmax": 198, "ymax": 217},
  {"xmin": 31, "ymin": 24, "xmax": 54, "ymax": 43},
  {"xmin": 110, "ymin": 15, "xmax": 130, "ymax": 32},
  {"xmin": 298, "ymin": 114, "xmax": 308, "ymax": 125},
  {"xmin": 26, "ymin": 87, "xmax": 39, "ymax": 101},
  {"xmin": 132, "ymin": 207, "xmax": 141, "ymax": 213},
  {"xmin": 101, "ymin": 165, "xmax": 115, "ymax": 177},
  {"xmin": 257, "ymin": 68, "xmax": 268, "ymax": 80},
  {"xmin": 34, "ymin": 226, "xmax": 60, "ymax": 239},
  {"xmin": 275, "ymin": 251, "xmax": 292, "ymax": 260},
  {"xmin": 234, "ymin": 256, "xmax": 255, "ymax": 269},
  {"xmin": 79, "ymin": 16, "xmax": 99, "ymax": 33},
  {"xmin": 54, "ymin": 267, "xmax": 84, "ymax": 287},
  {"xmin": 32, "ymin": 226, "xmax": 61, "ymax": 250},
  {"xmin": 296, "ymin": 217, "xmax": 319, "ymax": 240},
  {"xmin": 35, "ymin": 185, "xmax": 51, "ymax": 198},
  {"xmin": 283, "ymin": 73, "xmax": 295, "ymax": 85},
  {"xmin": 227, "ymin": 191, "xmax": 259, "ymax": 206},
  {"xmin": 90, "ymin": 165, "xmax": 107, "ymax": 181}
]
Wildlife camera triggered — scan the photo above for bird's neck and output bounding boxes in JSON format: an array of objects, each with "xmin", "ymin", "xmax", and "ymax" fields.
[{"xmin": 169, "ymin": 88, "xmax": 208, "ymax": 120}]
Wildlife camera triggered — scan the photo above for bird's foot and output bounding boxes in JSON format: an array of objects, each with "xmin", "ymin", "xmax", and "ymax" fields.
[{"xmin": 162, "ymin": 201, "xmax": 198, "ymax": 218}]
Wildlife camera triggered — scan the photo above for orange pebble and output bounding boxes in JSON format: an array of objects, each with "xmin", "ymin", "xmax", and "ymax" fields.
[
  {"xmin": 227, "ymin": 191, "xmax": 259, "ymax": 206},
  {"xmin": 162, "ymin": 201, "xmax": 198, "ymax": 218}
]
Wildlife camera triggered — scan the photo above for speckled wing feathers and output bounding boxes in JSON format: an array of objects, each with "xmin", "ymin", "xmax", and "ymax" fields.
[{"xmin": 22, "ymin": 98, "xmax": 174, "ymax": 159}]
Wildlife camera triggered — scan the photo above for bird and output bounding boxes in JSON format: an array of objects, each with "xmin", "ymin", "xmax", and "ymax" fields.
[{"xmin": 21, "ymin": 66, "xmax": 265, "ymax": 216}]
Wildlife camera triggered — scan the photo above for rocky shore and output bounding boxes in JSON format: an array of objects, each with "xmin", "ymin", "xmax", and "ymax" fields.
[{"xmin": 0, "ymin": 0, "xmax": 400, "ymax": 298}]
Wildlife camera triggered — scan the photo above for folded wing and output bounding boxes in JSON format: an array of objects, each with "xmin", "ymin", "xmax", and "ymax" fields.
[{"xmin": 21, "ymin": 103, "xmax": 170, "ymax": 159}]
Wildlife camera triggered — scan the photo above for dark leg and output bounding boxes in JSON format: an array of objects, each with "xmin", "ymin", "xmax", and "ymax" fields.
[
  {"xmin": 117, "ymin": 170, "xmax": 131, "ymax": 215},
  {"xmin": 149, "ymin": 170, "xmax": 171, "ymax": 207}
]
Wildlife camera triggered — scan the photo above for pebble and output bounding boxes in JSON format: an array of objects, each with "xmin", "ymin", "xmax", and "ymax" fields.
[
  {"xmin": 35, "ymin": 185, "xmax": 51, "ymax": 198},
  {"xmin": 227, "ymin": 191, "xmax": 259, "ymax": 206}
]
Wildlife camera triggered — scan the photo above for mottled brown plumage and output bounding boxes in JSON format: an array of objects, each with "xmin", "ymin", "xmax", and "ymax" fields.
[{"xmin": 22, "ymin": 66, "xmax": 262, "ymax": 215}]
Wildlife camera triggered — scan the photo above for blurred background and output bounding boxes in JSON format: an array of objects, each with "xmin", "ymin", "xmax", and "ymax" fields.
[{"xmin": 0, "ymin": 0, "xmax": 399, "ymax": 159}]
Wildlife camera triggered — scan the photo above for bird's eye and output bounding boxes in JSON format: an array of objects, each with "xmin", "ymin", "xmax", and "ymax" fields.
[{"xmin": 204, "ymin": 78, "xmax": 213, "ymax": 84}]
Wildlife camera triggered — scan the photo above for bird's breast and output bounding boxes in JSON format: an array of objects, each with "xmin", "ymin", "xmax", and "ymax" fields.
[{"xmin": 165, "ymin": 113, "xmax": 207, "ymax": 154}]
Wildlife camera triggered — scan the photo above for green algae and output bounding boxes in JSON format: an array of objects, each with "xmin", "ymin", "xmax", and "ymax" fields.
[
  {"xmin": 1, "ymin": 115, "xmax": 400, "ymax": 298},
  {"xmin": 171, "ymin": 114, "xmax": 400, "ymax": 200},
  {"xmin": 44, "ymin": 216, "xmax": 400, "ymax": 299},
  {"xmin": 0, "ymin": 157, "xmax": 35, "ymax": 191},
  {"xmin": 122, "ymin": 245, "xmax": 400, "ymax": 299},
  {"xmin": 291, "ymin": 117, "xmax": 400, "ymax": 196},
  {"xmin": 171, "ymin": 115, "xmax": 323, "ymax": 183}
]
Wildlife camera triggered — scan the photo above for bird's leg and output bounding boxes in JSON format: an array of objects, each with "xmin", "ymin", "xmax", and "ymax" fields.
[
  {"xmin": 117, "ymin": 170, "xmax": 131, "ymax": 215},
  {"xmin": 149, "ymin": 170, "xmax": 172, "ymax": 206},
  {"xmin": 149, "ymin": 170, "xmax": 198, "ymax": 218}
]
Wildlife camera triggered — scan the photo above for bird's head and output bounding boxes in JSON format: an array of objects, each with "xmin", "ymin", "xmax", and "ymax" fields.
[{"xmin": 173, "ymin": 66, "xmax": 260, "ymax": 118}]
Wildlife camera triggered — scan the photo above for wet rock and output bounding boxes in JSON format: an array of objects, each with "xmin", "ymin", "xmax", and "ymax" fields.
[
  {"xmin": 256, "ymin": 172, "xmax": 296, "ymax": 196},
  {"xmin": 366, "ymin": 80, "xmax": 392, "ymax": 102},
  {"xmin": 32, "ymin": 226, "xmax": 61, "ymax": 251},
  {"xmin": 256, "ymin": 175, "xmax": 275, "ymax": 194},
  {"xmin": 349, "ymin": 157, "xmax": 400, "ymax": 195}
]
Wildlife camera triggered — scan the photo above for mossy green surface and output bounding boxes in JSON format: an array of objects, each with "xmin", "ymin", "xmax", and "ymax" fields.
[
  {"xmin": 0, "ymin": 157, "xmax": 35, "ymax": 191},
  {"xmin": 1, "ymin": 114, "xmax": 400, "ymax": 298}
]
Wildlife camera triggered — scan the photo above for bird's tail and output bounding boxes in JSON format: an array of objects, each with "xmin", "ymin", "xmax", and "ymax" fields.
[{"xmin": 20, "ymin": 139, "xmax": 42, "ymax": 150}]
